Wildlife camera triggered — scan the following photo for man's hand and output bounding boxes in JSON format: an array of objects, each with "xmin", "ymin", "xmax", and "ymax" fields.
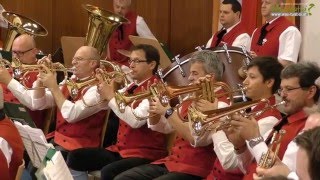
[
  {"xmin": 224, "ymin": 126, "xmax": 246, "ymax": 152},
  {"xmin": 37, "ymin": 65, "xmax": 59, "ymax": 90},
  {"xmin": 97, "ymin": 76, "xmax": 116, "ymax": 101},
  {"xmin": 194, "ymin": 98, "xmax": 218, "ymax": 112},
  {"xmin": 230, "ymin": 114, "xmax": 260, "ymax": 140},
  {"xmin": 0, "ymin": 66, "xmax": 13, "ymax": 85},
  {"xmin": 254, "ymin": 155, "xmax": 290, "ymax": 179},
  {"xmin": 149, "ymin": 96, "xmax": 169, "ymax": 116}
]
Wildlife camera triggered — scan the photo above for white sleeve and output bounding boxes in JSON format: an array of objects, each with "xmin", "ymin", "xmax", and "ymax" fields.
[
  {"xmin": 237, "ymin": 147, "xmax": 253, "ymax": 174},
  {"xmin": 282, "ymin": 140, "xmax": 298, "ymax": 172},
  {"xmin": 278, "ymin": 26, "xmax": 301, "ymax": 63},
  {"xmin": 237, "ymin": 116, "xmax": 279, "ymax": 170},
  {"xmin": 0, "ymin": 138, "xmax": 13, "ymax": 167},
  {"xmin": 7, "ymin": 78, "xmax": 55, "ymax": 110},
  {"xmin": 206, "ymin": 36, "xmax": 214, "ymax": 48},
  {"xmin": 60, "ymin": 86, "xmax": 109, "ymax": 123},
  {"xmin": 147, "ymin": 115, "xmax": 174, "ymax": 134},
  {"xmin": 232, "ymin": 33, "xmax": 251, "ymax": 51},
  {"xmin": 136, "ymin": 16, "xmax": 156, "ymax": 39},
  {"xmin": 108, "ymin": 97, "xmax": 149, "ymax": 128},
  {"xmin": 287, "ymin": 172, "xmax": 299, "ymax": 180},
  {"xmin": 191, "ymin": 101, "xmax": 230, "ymax": 147},
  {"xmin": 212, "ymin": 130, "xmax": 240, "ymax": 169}
]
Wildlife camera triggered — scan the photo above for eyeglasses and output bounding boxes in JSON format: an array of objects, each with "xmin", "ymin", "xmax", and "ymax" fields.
[
  {"xmin": 277, "ymin": 87, "xmax": 304, "ymax": 95},
  {"xmin": 128, "ymin": 58, "xmax": 147, "ymax": 65},
  {"xmin": 12, "ymin": 48, "xmax": 34, "ymax": 57}
]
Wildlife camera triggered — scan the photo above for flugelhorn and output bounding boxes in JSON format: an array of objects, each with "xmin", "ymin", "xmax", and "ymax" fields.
[
  {"xmin": 189, "ymin": 99, "xmax": 285, "ymax": 136},
  {"xmin": 9, "ymin": 57, "xmax": 68, "ymax": 89},
  {"xmin": 258, "ymin": 129, "xmax": 286, "ymax": 169},
  {"xmin": 68, "ymin": 64, "xmax": 130, "ymax": 106},
  {"xmin": 115, "ymin": 77, "xmax": 234, "ymax": 121},
  {"xmin": 1, "ymin": 11, "xmax": 47, "ymax": 51}
]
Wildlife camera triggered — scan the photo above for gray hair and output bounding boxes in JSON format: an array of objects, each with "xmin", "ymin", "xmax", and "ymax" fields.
[{"xmin": 189, "ymin": 50, "xmax": 224, "ymax": 81}]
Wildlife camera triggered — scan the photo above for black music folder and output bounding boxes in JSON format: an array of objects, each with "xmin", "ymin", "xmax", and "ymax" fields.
[
  {"xmin": 0, "ymin": 50, "xmax": 12, "ymax": 60},
  {"xmin": 3, "ymin": 102, "xmax": 36, "ymax": 128}
]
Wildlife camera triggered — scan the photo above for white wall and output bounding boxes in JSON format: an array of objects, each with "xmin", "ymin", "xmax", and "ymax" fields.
[{"xmin": 300, "ymin": 0, "xmax": 320, "ymax": 65}]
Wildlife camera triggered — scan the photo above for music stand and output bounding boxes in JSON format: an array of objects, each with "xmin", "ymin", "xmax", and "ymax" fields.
[{"xmin": 129, "ymin": 35, "xmax": 171, "ymax": 69}]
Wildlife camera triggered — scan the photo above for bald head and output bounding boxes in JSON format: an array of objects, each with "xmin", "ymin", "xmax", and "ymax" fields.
[
  {"xmin": 76, "ymin": 46, "xmax": 100, "ymax": 60},
  {"xmin": 13, "ymin": 34, "xmax": 36, "ymax": 49},
  {"xmin": 12, "ymin": 34, "xmax": 38, "ymax": 64}
]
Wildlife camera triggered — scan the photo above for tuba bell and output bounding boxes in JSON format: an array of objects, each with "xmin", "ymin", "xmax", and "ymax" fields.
[
  {"xmin": 82, "ymin": 4, "xmax": 129, "ymax": 55},
  {"xmin": 1, "ymin": 11, "xmax": 48, "ymax": 51}
]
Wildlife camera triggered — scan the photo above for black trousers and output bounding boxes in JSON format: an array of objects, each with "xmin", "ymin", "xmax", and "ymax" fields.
[
  {"xmin": 66, "ymin": 147, "xmax": 151, "ymax": 180},
  {"xmin": 114, "ymin": 164, "xmax": 202, "ymax": 180}
]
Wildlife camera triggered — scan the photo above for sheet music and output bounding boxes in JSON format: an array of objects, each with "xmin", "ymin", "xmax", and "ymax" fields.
[
  {"xmin": 42, "ymin": 151, "xmax": 73, "ymax": 180},
  {"xmin": 14, "ymin": 121, "xmax": 53, "ymax": 168}
]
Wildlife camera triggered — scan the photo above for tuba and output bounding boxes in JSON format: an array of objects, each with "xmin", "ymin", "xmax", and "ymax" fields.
[
  {"xmin": 82, "ymin": 4, "xmax": 129, "ymax": 55},
  {"xmin": 1, "ymin": 11, "xmax": 48, "ymax": 51},
  {"xmin": 189, "ymin": 99, "xmax": 285, "ymax": 137}
]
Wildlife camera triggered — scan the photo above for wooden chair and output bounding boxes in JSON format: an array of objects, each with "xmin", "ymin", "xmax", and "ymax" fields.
[
  {"xmin": 15, "ymin": 159, "xmax": 25, "ymax": 180},
  {"xmin": 42, "ymin": 107, "xmax": 56, "ymax": 135}
]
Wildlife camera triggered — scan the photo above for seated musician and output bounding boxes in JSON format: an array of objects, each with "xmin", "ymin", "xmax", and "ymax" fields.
[
  {"xmin": 198, "ymin": 57, "xmax": 283, "ymax": 179},
  {"xmin": 229, "ymin": 62, "xmax": 320, "ymax": 179},
  {"xmin": 0, "ymin": 86, "xmax": 24, "ymax": 180},
  {"xmin": 206, "ymin": 0, "xmax": 250, "ymax": 49},
  {"xmin": 114, "ymin": 50, "xmax": 228, "ymax": 180},
  {"xmin": 1, "ymin": 34, "xmax": 47, "ymax": 129},
  {"xmin": 255, "ymin": 112, "xmax": 320, "ymax": 179},
  {"xmin": 66, "ymin": 44, "xmax": 167, "ymax": 180},
  {"xmin": 0, "ymin": 46, "xmax": 108, "ymax": 158}
]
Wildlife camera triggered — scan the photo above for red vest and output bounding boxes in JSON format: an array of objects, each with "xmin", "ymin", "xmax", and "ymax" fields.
[
  {"xmin": 107, "ymin": 76, "xmax": 167, "ymax": 161},
  {"xmin": 0, "ymin": 151, "xmax": 10, "ymax": 180},
  {"xmin": 250, "ymin": 17, "xmax": 293, "ymax": 57},
  {"xmin": 108, "ymin": 11, "xmax": 138, "ymax": 66},
  {"xmin": 210, "ymin": 23, "xmax": 248, "ymax": 48},
  {"xmin": 151, "ymin": 90, "xmax": 231, "ymax": 178},
  {"xmin": 46, "ymin": 84, "xmax": 107, "ymax": 151},
  {"xmin": 0, "ymin": 118, "xmax": 24, "ymax": 180},
  {"xmin": 243, "ymin": 110, "xmax": 307, "ymax": 180},
  {"xmin": 208, "ymin": 96, "xmax": 282, "ymax": 180}
]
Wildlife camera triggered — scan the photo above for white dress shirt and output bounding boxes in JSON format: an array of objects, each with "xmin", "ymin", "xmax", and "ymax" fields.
[
  {"xmin": 251, "ymin": 17, "xmax": 301, "ymax": 63},
  {"xmin": 7, "ymin": 78, "xmax": 109, "ymax": 123},
  {"xmin": 108, "ymin": 78, "xmax": 154, "ymax": 129},
  {"xmin": 206, "ymin": 22, "xmax": 251, "ymax": 50},
  {"xmin": 237, "ymin": 128, "xmax": 300, "ymax": 174},
  {"xmin": 0, "ymin": 138, "xmax": 12, "ymax": 167}
]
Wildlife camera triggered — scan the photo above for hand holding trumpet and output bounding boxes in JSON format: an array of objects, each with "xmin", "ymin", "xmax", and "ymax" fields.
[{"xmin": 96, "ymin": 69, "xmax": 116, "ymax": 101}]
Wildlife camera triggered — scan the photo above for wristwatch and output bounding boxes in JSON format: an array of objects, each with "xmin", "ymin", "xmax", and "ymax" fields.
[
  {"xmin": 248, "ymin": 136, "xmax": 264, "ymax": 148},
  {"xmin": 164, "ymin": 108, "xmax": 174, "ymax": 119}
]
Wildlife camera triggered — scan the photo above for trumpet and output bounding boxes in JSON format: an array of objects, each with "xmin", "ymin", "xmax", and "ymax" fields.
[
  {"xmin": 115, "ymin": 82, "xmax": 167, "ymax": 121},
  {"xmin": 258, "ymin": 129, "xmax": 286, "ymax": 168},
  {"xmin": 189, "ymin": 99, "xmax": 285, "ymax": 137},
  {"xmin": 71, "ymin": 68, "xmax": 130, "ymax": 106},
  {"xmin": 115, "ymin": 77, "xmax": 235, "ymax": 121},
  {"xmin": 0, "ymin": 57, "xmax": 69, "ymax": 89}
]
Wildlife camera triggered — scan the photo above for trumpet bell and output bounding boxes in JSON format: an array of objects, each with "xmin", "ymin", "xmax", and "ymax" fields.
[
  {"xmin": 1, "ymin": 11, "xmax": 48, "ymax": 51},
  {"xmin": 82, "ymin": 4, "xmax": 130, "ymax": 55}
]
